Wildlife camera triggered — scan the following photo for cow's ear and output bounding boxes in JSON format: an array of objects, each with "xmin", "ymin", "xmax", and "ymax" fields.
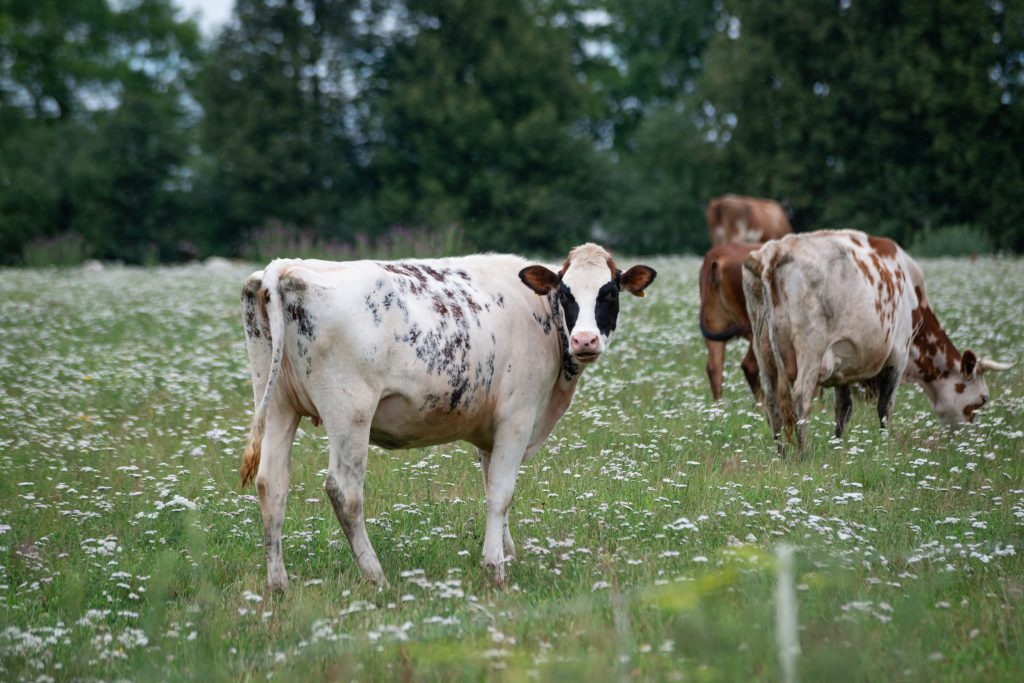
[
  {"xmin": 519, "ymin": 265, "xmax": 560, "ymax": 295},
  {"xmin": 619, "ymin": 265, "xmax": 657, "ymax": 297},
  {"xmin": 961, "ymin": 350, "xmax": 978, "ymax": 379}
]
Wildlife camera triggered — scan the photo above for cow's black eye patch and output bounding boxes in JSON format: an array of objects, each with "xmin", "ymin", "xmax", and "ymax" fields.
[
  {"xmin": 558, "ymin": 283, "xmax": 579, "ymax": 332},
  {"xmin": 595, "ymin": 282, "xmax": 619, "ymax": 336},
  {"xmin": 597, "ymin": 282, "xmax": 618, "ymax": 302}
]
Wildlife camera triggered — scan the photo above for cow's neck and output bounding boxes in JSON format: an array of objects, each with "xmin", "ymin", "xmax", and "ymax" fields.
[
  {"xmin": 907, "ymin": 299, "xmax": 961, "ymax": 395},
  {"xmin": 528, "ymin": 296, "xmax": 583, "ymax": 450},
  {"xmin": 556, "ymin": 320, "xmax": 582, "ymax": 387}
]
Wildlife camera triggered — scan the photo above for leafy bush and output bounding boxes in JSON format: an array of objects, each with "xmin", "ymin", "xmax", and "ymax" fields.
[
  {"xmin": 21, "ymin": 232, "xmax": 92, "ymax": 267},
  {"xmin": 907, "ymin": 225, "xmax": 995, "ymax": 258}
]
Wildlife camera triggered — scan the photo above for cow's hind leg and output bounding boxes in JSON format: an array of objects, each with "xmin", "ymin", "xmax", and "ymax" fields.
[
  {"xmin": 758, "ymin": 347, "xmax": 784, "ymax": 448},
  {"xmin": 792, "ymin": 369, "xmax": 820, "ymax": 455},
  {"xmin": 741, "ymin": 342, "xmax": 761, "ymax": 403},
  {"xmin": 481, "ymin": 426, "xmax": 530, "ymax": 586},
  {"xmin": 478, "ymin": 449, "xmax": 515, "ymax": 560},
  {"xmin": 706, "ymin": 340, "xmax": 726, "ymax": 401},
  {"xmin": 834, "ymin": 385, "xmax": 853, "ymax": 439},
  {"xmin": 323, "ymin": 405, "xmax": 385, "ymax": 586},
  {"xmin": 875, "ymin": 365, "xmax": 902, "ymax": 430},
  {"xmin": 255, "ymin": 402, "xmax": 301, "ymax": 592}
]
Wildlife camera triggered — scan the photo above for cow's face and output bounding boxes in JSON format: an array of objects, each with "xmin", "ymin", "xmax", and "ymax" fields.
[
  {"xmin": 519, "ymin": 243, "xmax": 656, "ymax": 364},
  {"xmin": 934, "ymin": 350, "xmax": 1016, "ymax": 425},
  {"xmin": 930, "ymin": 350, "xmax": 988, "ymax": 425}
]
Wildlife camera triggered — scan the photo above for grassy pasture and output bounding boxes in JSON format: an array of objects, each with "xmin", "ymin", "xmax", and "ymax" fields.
[{"xmin": 1, "ymin": 256, "xmax": 1022, "ymax": 682}]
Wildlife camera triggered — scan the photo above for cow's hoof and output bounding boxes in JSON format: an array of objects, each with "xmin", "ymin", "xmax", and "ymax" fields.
[
  {"xmin": 366, "ymin": 573, "xmax": 389, "ymax": 589},
  {"xmin": 485, "ymin": 560, "xmax": 508, "ymax": 587},
  {"xmin": 267, "ymin": 571, "xmax": 288, "ymax": 594}
]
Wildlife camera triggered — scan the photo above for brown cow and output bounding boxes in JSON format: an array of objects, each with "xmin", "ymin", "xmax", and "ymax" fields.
[
  {"xmin": 742, "ymin": 229, "xmax": 1013, "ymax": 453},
  {"xmin": 699, "ymin": 242, "xmax": 761, "ymax": 401},
  {"xmin": 706, "ymin": 194, "xmax": 792, "ymax": 247}
]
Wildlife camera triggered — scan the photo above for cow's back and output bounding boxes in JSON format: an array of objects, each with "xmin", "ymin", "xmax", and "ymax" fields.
[{"xmin": 707, "ymin": 194, "xmax": 793, "ymax": 246}]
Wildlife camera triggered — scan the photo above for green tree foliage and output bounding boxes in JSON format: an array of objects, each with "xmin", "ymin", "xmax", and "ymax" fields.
[
  {"xmin": 363, "ymin": 0, "xmax": 602, "ymax": 253},
  {"xmin": 558, "ymin": 0, "xmax": 717, "ymax": 151},
  {"xmin": 0, "ymin": 0, "xmax": 200, "ymax": 263},
  {"xmin": 2, "ymin": 0, "xmax": 1023, "ymax": 262},
  {"xmin": 697, "ymin": 0, "xmax": 1024, "ymax": 248},
  {"xmin": 197, "ymin": 0, "xmax": 365, "ymax": 250},
  {"xmin": 558, "ymin": 0, "xmax": 718, "ymax": 253}
]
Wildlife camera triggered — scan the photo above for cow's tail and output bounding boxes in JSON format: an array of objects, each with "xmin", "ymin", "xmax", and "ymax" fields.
[
  {"xmin": 759, "ymin": 248, "xmax": 796, "ymax": 439},
  {"xmin": 240, "ymin": 260, "xmax": 289, "ymax": 489},
  {"xmin": 744, "ymin": 246, "xmax": 796, "ymax": 439},
  {"xmin": 699, "ymin": 253, "xmax": 750, "ymax": 342}
]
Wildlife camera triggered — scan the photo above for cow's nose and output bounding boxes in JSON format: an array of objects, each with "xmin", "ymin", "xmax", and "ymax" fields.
[{"xmin": 570, "ymin": 332, "xmax": 600, "ymax": 355}]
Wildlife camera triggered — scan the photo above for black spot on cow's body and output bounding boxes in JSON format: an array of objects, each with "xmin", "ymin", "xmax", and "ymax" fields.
[
  {"xmin": 242, "ymin": 282, "xmax": 266, "ymax": 340},
  {"xmin": 378, "ymin": 260, "xmax": 493, "ymax": 411},
  {"xmin": 285, "ymin": 299, "xmax": 317, "ymax": 340},
  {"xmin": 449, "ymin": 376, "xmax": 470, "ymax": 409},
  {"xmin": 533, "ymin": 311, "xmax": 553, "ymax": 335},
  {"xmin": 280, "ymin": 276, "xmax": 307, "ymax": 295},
  {"xmin": 364, "ymin": 294, "xmax": 383, "ymax": 327},
  {"xmin": 422, "ymin": 265, "xmax": 446, "ymax": 282}
]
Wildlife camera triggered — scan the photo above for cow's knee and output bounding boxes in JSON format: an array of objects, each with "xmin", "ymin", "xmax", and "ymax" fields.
[{"xmin": 324, "ymin": 474, "xmax": 363, "ymax": 529}]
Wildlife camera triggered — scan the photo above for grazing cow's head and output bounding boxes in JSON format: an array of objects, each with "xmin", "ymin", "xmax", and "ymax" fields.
[
  {"xmin": 933, "ymin": 351, "xmax": 1015, "ymax": 426},
  {"xmin": 518, "ymin": 243, "xmax": 656, "ymax": 364}
]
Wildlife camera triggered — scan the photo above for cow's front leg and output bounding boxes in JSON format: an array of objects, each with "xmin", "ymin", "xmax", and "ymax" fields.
[
  {"xmin": 874, "ymin": 364, "xmax": 902, "ymax": 430},
  {"xmin": 324, "ymin": 408, "xmax": 386, "ymax": 587},
  {"xmin": 481, "ymin": 429, "xmax": 529, "ymax": 586},
  {"xmin": 834, "ymin": 384, "xmax": 853, "ymax": 439},
  {"xmin": 478, "ymin": 449, "xmax": 516, "ymax": 561},
  {"xmin": 255, "ymin": 402, "xmax": 300, "ymax": 592}
]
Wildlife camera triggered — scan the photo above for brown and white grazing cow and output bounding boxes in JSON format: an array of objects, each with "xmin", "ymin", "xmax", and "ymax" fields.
[
  {"xmin": 706, "ymin": 194, "xmax": 792, "ymax": 247},
  {"xmin": 742, "ymin": 230, "xmax": 1012, "ymax": 452},
  {"xmin": 699, "ymin": 242, "xmax": 761, "ymax": 401},
  {"xmin": 240, "ymin": 244, "xmax": 656, "ymax": 589}
]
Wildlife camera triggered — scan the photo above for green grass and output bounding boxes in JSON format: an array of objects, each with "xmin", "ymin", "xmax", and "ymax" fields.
[{"xmin": 0, "ymin": 256, "xmax": 1022, "ymax": 681}]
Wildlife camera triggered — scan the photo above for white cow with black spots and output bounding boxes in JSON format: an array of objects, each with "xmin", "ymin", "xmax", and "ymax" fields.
[{"xmin": 239, "ymin": 243, "xmax": 656, "ymax": 589}]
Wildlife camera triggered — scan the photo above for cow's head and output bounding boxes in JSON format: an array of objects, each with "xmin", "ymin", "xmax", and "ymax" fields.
[
  {"xmin": 518, "ymin": 243, "xmax": 656, "ymax": 364},
  {"xmin": 933, "ymin": 351, "xmax": 1015, "ymax": 425}
]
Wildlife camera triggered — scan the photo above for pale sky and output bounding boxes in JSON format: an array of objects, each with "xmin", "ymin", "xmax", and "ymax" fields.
[{"xmin": 174, "ymin": 0, "xmax": 235, "ymax": 36}]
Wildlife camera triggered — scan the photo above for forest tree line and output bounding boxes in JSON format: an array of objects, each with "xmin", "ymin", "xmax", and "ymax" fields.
[{"xmin": 2, "ymin": 0, "xmax": 1022, "ymax": 264}]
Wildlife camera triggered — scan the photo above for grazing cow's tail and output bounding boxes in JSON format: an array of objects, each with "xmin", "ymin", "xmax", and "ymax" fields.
[
  {"xmin": 758, "ymin": 247, "xmax": 796, "ymax": 439},
  {"xmin": 744, "ymin": 246, "xmax": 796, "ymax": 440},
  {"xmin": 240, "ymin": 260, "xmax": 289, "ymax": 489}
]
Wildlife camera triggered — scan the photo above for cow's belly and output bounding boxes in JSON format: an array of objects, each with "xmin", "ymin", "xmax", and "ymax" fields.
[
  {"xmin": 369, "ymin": 391, "xmax": 495, "ymax": 451},
  {"xmin": 818, "ymin": 314, "xmax": 912, "ymax": 385}
]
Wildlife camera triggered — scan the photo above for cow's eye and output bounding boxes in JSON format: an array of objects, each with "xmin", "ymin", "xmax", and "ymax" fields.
[{"xmin": 600, "ymin": 289, "xmax": 618, "ymax": 302}]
